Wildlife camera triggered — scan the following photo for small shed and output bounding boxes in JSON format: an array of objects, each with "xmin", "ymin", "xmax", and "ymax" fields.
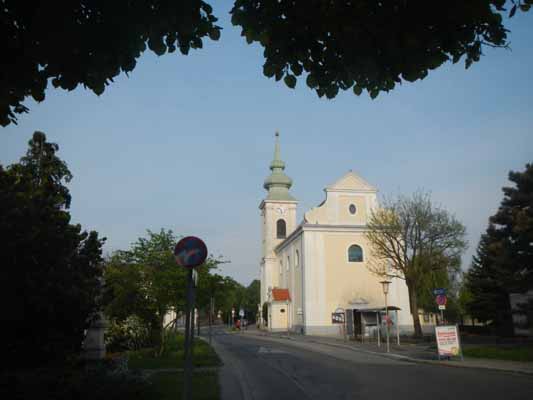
[{"xmin": 268, "ymin": 288, "xmax": 291, "ymax": 332}]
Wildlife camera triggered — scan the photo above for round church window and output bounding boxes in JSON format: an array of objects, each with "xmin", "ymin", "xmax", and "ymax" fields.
[{"xmin": 349, "ymin": 204, "xmax": 357, "ymax": 215}]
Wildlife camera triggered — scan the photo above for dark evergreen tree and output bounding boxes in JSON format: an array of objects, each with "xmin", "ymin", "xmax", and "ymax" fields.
[
  {"xmin": 490, "ymin": 163, "xmax": 533, "ymax": 291},
  {"xmin": 465, "ymin": 229, "xmax": 514, "ymax": 334},
  {"xmin": 465, "ymin": 163, "xmax": 533, "ymax": 334},
  {"xmin": 0, "ymin": 132, "xmax": 105, "ymax": 369}
]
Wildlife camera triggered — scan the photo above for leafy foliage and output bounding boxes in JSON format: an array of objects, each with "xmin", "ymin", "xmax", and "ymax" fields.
[
  {"xmin": 2, "ymin": 1, "xmax": 532, "ymax": 126},
  {"xmin": 0, "ymin": 360, "xmax": 155, "ymax": 400},
  {"xmin": 0, "ymin": 131, "xmax": 105, "ymax": 369},
  {"xmin": 1, "ymin": 0, "xmax": 221, "ymax": 126},
  {"xmin": 416, "ymin": 266, "xmax": 462, "ymax": 323},
  {"xmin": 231, "ymin": 0, "xmax": 530, "ymax": 99},
  {"xmin": 465, "ymin": 163, "xmax": 533, "ymax": 334},
  {"xmin": 365, "ymin": 192, "xmax": 467, "ymax": 336},
  {"xmin": 103, "ymin": 229, "xmax": 223, "ymax": 354}
]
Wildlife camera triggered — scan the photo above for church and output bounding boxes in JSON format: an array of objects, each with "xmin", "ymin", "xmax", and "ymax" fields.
[{"xmin": 260, "ymin": 133, "xmax": 413, "ymax": 337}]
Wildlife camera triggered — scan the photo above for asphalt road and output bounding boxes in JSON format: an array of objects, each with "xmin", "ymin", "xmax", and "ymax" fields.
[{"xmin": 208, "ymin": 327, "xmax": 533, "ymax": 400}]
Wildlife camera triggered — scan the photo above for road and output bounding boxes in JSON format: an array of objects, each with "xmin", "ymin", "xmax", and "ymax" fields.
[{"xmin": 207, "ymin": 327, "xmax": 533, "ymax": 400}]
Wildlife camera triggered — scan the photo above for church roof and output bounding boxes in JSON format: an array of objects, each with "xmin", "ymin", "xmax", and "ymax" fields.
[
  {"xmin": 263, "ymin": 132, "xmax": 297, "ymax": 201},
  {"xmin": 325, "ymin": 171, "xmax": 377, "ymax": 192},
  {"xmin": 271, "ymin": 288, "xmax": 291, "ymax": 301}
]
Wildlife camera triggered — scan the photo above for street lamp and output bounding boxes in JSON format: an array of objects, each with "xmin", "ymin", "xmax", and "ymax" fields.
[{"xmin": 380, "ymin": 280, "xmax": 391, "ymax": 353}]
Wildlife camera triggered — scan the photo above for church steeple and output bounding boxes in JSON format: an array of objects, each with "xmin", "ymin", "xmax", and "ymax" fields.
[{"xmin": 263, "ymin": 132, "xmax": 296, "ymax": 201}]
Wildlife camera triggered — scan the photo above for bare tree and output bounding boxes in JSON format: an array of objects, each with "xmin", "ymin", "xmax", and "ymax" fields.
[{"xmin": 365, "ymin": 192, "xmax": 467, "ymax": 337}]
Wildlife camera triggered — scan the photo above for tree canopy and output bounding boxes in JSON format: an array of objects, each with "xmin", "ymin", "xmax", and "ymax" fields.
[
  {"xmin": 1, "ymin": 0, "xmax": 221, "ymax": 126},
  {"xmin": 103, "ymin": 229, "xmax": 225, "ymax": 354},
  {"xmin": 465, "ymin": 163, "xmax": 533, "ymax": 334},
  {"xmin": 0, "ymin": 131, "xmax": 105, "ymax": 368},
  {"xmin": 365, "ymin": 192, "xmax": 467, "ymax": 336},
  {"xmin": 2, "ymin": 1, "xmax": 531, "ymax": 126}
]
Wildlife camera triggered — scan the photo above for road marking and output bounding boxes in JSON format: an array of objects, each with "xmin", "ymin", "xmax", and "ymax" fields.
[{"xmin": 258, "ymin": 346, "xmax": 287, "ymax": 354}]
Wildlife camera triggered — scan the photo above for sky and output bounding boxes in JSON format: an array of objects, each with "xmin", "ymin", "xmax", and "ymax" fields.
[{"xmin": 1, "ymin": 5, "xmax": 532, "ymax": 286}]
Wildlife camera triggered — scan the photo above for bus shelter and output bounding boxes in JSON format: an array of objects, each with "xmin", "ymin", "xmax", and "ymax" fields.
[{"xmin": 345, "ymin": 306, "xmax": 401, "ymax": 346}]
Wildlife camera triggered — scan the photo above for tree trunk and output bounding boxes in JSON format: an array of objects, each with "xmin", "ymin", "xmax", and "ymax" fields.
[
  {"xmin": 157, "ymin": 313, "xmax": 166, "ymax": 356},
  {"xmin": 406, "ymin": 280, "xmax": 423, "ymax": 337}
]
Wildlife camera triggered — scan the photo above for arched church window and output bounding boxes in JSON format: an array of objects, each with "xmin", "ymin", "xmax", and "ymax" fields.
[
  {"xmin": 295, "ymin": 250, "xmax": 299, "ymax": 268},
  {"xmin": 348, "ymin": 245, "xmax": 363, "ymax": 262},
  {"xmin": 277, "ymin": 219, "xmax": 286, "ymax": 239}
]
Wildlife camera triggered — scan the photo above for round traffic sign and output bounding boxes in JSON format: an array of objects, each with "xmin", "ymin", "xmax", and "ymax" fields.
[
  {"xmin": 436, "ymin": 294, "xmax": 447, "ymax": 306},
  {"xmin": 174, "ymin": 236, "xmax": 208, "ymax": 268}
]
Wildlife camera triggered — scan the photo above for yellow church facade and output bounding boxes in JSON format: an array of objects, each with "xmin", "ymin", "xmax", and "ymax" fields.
[{"xmin": 260, "ymin": 134, "xmax": 413, "ymax": 337}]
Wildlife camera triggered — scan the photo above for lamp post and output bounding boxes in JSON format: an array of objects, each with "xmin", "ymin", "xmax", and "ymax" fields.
[{"xmin": 380, "ymin": 280, "xmax": 391, "ymax": 353}]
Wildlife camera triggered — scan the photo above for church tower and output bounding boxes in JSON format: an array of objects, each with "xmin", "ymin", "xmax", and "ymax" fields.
[{"xmin": 259, "ymin": 132, "xmax": 298, "ymax": 307}]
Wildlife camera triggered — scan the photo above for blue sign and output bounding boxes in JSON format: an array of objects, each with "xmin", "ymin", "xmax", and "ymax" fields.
[
  {"xmin": 433, "ymin": 288, "xmax": 447, "ymax": 296},
  {"xmin": 174, "ymin": 236, "xmax": 208, "ymax": 269}
]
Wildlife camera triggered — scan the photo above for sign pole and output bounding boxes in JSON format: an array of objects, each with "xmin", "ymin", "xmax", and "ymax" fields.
[
  {"xmin": 209, "ymin": 297, "xmax": 213, "ymax": 345},
  {"xmin": 175, "ymin": 236, "xmax": 207, "ymax": 400},
  {"xmin": 385, "ymin": 294, "xmax": 390, "ymax": 353},
  {"xmin": 183, "ymin": 269, "xmax": 195, "ymax": 400}
]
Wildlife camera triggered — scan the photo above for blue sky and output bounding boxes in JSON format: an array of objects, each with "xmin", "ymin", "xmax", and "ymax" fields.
[{"xmin": 1, "ymin": 5, "xmax": 532, "ymax": 285}]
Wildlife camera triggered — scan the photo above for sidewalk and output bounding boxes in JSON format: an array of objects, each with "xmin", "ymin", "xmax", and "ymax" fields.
[{"xmin": 241, "ymin": 328, "xmax": 533, "ymax": 376}]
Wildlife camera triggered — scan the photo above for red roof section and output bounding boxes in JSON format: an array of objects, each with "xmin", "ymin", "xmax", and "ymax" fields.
[{"xmin": 272, "ymin": 288, "xmax": 291, "ymax": 301}]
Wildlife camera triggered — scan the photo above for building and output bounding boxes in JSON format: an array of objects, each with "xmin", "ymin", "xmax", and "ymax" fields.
[{"xmin": 260, "ymin": 133, "xmax": 413, "ymax": 337}]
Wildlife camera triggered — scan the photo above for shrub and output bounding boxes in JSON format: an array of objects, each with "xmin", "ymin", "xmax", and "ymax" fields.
[
  {"xmin": 1, "ymin": 358, "xmax": 155, "ymax": 400},
  {"xmin": 105, "ymin": 316, "xmax": 152, "ymax": 353}
]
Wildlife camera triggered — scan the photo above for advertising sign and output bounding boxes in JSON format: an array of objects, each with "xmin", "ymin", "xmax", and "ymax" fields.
[{"xmin": 435, "ymin": 325, "xmax": 462, "ymax": 358}]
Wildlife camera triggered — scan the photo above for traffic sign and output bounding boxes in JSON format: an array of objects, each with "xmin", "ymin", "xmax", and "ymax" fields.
[
  {"xmin": 436, "ymin": 294, "xmax": 447, "ymax": 306},
  {"xmin": 174, "ymin": 236, "xmax": 208, "ymax": 268},
  {"xmin": 438, "ymin": 305, "xmax": 446, "ymax": 310},
  {"xmin": 239, "ymin": 309, "xmax": 245, "ymax": 317},
  {"xmin": 433, "ymin": 288, "xmax": 447, "ymax": 296},
  {"xmin": 176, "ymin": 236, "xmax": 208, "ymax": 400}
]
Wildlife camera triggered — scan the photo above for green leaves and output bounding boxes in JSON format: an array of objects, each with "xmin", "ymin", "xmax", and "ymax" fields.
[
  {"xmin": 1, "ymin": 132, "xmax": 105, "ymax": 367},
  {"xmin": 1, "ymin": 1, "xmax": 222, "ymax": 126},
  {"xmin": 231, "ymin": 0, "xmax": 512, "ymax": 101},
  {"xmin": 284, "ymin": 74, "xmax": 297, "ymax": 89},
  {"xmin": 209, "ymin": 27, "xmax": 221, "ymax": 41},
  {"xmin": 306, "ymin": 74, "xmax": 318, "ymax": 88}
]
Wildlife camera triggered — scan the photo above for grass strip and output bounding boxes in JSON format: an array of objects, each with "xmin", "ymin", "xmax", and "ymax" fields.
[
  {"xmin": 149, "ymin": 371, "xmax": 219, "ymax": 400},
  {"xmin": 463, "ymin": 346, "xmax": 533, "ymax": 362},
  {"xmin": 128, "ymin": 334, "xmax": 221, "ymax": 370}
]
